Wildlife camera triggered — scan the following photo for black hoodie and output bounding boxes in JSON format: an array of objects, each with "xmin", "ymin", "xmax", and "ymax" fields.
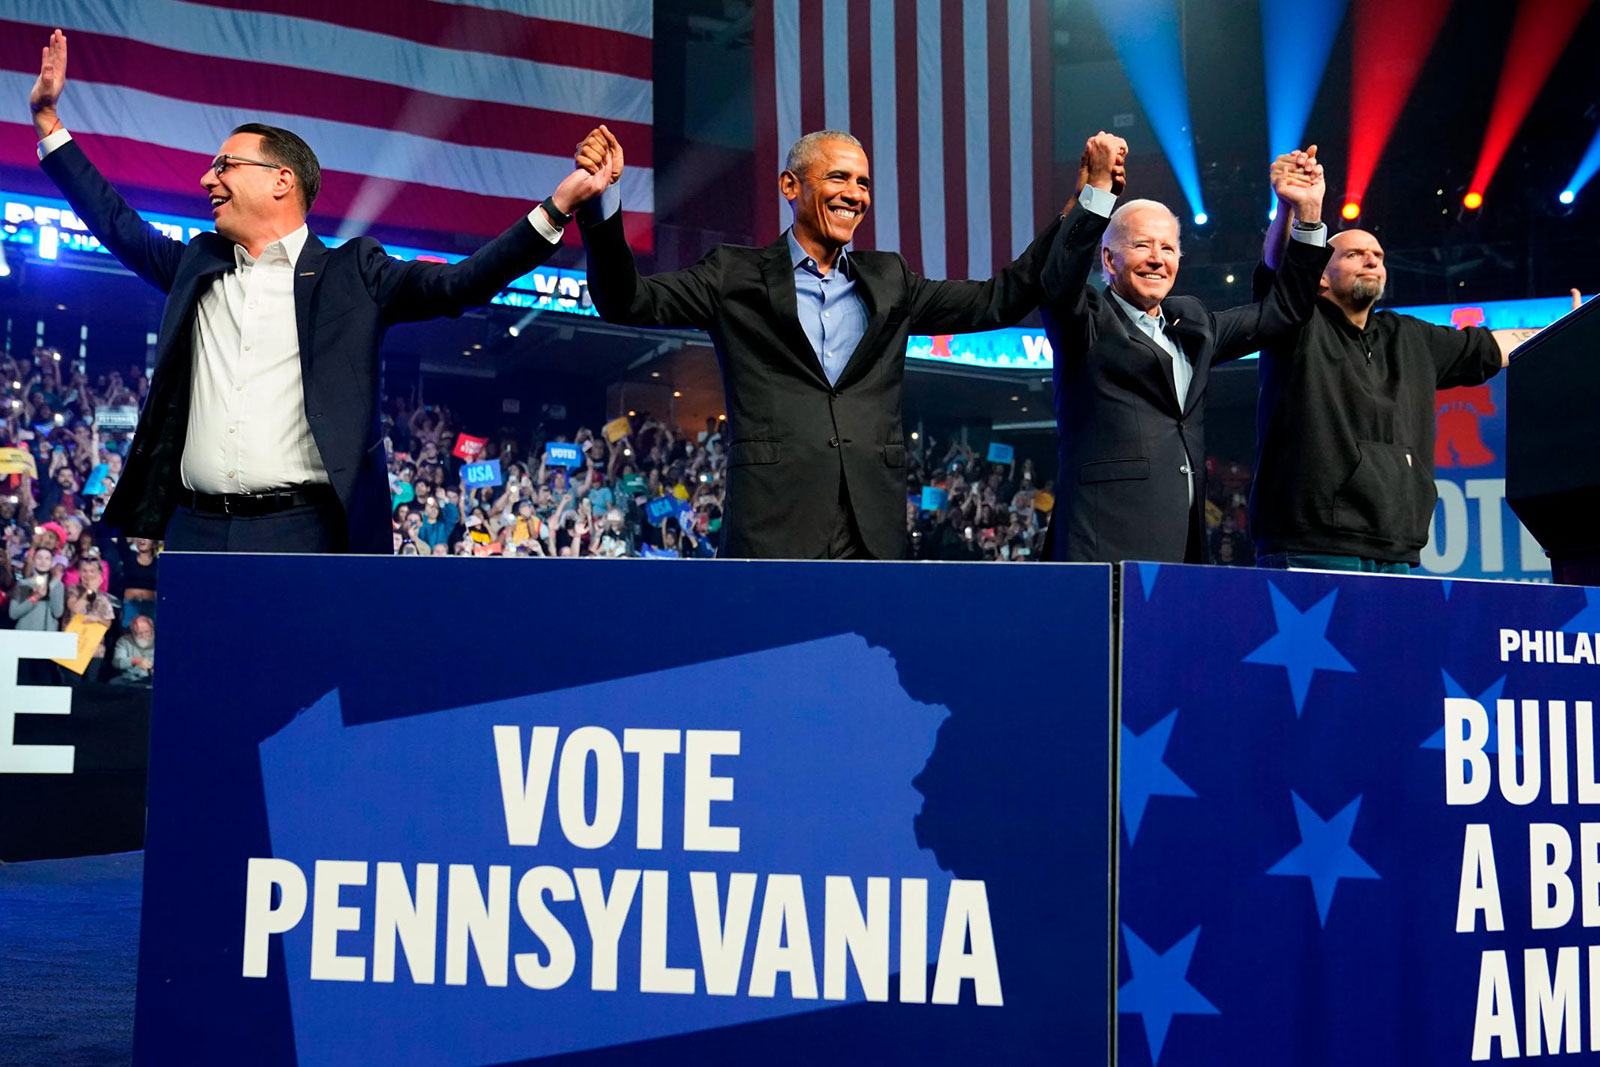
[{"xmin": 1249, "ymin": 281, "xmax": 1501, "ymax": 564}]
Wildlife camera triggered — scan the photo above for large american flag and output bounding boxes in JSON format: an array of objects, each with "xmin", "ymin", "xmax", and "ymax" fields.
[
  {"xmin": 753, "ymin": 0, "xmax": 1055, "ymax": 280},
  {"xmin": 0, "ymin": 0, "xmax": 655, "ymax": 251}
]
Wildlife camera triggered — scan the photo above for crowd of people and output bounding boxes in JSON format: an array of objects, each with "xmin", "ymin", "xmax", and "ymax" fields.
[
  {"xmin": 384, "ymin": 396, "xmax": 1059, "ymax": 561},
  {"xmin": 0, "ymin": 343, "xmax": 1255, "ymax": 667},
  {"xmin": 0, "ymin": 348, "xmax": 157, "ymax": 684}
]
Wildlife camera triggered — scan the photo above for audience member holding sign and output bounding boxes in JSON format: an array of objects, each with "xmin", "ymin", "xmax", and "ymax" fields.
[{"xmin": 25, "ymin": 28, "xmax": 618, "ymax": 553}]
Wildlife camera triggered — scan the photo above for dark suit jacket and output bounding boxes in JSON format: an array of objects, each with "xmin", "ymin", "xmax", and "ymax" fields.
[
  {"xmin": 580, "ymin": 210, "xmax": 1061, "ymax": 559},
  {"xmin": 40, "ymin": 139, "xmax": 561, "ymax": 554},
  {"xmin": 1040, "ymin": 203, "xmax": 1332, "ymax": 563}
]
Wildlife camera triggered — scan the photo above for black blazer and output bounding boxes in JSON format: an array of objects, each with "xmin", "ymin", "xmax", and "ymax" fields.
[
  {"xmin": 40, "ymin": 140, "xmax": 561, "ymax": 554},
  {"xmin": 1040, "ymin": 203, "xmax": 1332, "ymax": 563},
  {"xmin": 580, "ymin": 209, "xmax": 1061, "ymax": 559}
]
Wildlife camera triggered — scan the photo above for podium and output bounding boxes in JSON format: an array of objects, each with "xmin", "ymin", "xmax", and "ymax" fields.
[
  {"xmin": 133, "ymin": 556, "xmax": 1600, "ymax": 1064},
  {"xmin": 1506, "ymin": 294, "xmax": 1600, "ymax": 584}
]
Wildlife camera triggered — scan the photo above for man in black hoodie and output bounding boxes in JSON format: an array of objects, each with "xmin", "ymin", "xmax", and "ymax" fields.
[{"xmin": 1249, "ymin": 150, "xmax": 1547, "ymax": 573}]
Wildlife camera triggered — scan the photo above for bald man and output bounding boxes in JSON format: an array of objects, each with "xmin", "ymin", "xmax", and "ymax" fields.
[{"xmin": 1249, "ymin": 167, "xmax": 1541, "ymax": 573}]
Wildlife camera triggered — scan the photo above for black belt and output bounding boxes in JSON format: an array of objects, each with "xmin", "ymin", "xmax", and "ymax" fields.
[{"xmin": 185, "ymin": 485, "xmax": 332, "ymax": 517}]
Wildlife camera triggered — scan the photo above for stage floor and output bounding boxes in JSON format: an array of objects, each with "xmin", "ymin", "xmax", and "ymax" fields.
[{"xmin": 0, "ymin": 851, "xmax": 139, "ymax": 1067}]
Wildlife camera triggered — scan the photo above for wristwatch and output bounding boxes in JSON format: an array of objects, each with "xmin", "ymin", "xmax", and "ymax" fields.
[{"xmin": 540, "ymin": 197, "xmax": 573, "ymax": 229}]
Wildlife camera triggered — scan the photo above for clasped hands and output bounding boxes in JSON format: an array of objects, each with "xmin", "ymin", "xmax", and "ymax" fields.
[
  {"xmin": 550, "ymin": 125, "xmax": 625, "ymax": 215},
  {"xmin": 1271, "ymin": 145, "xmax": 1325, "ymax": 224}
]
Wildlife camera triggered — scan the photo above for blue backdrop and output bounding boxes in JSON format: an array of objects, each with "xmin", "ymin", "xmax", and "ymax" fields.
[
  {"xmin": 137, "ymin": 557, "xmax": 1113, "ymax": 1064},
  {"xmin": 1117, "ymin": 562, "xmax": 1600, "ymax": 1065}
]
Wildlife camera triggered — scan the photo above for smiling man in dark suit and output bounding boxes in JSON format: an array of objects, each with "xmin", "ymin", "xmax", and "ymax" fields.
[
  {"xmin": 1041, "ymin": 133, "xmax": 1332, "ymax": 563},
  {"xmin": 573, "ymin": 125, "xmax": 1060, "ymax": 560},
  {"xmin": 26, "ymin": 28, "xmax": 611, "ymax": 554}
]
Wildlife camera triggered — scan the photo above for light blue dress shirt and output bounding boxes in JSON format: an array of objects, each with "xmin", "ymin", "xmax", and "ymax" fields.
[{"xmin": 785, "ymin": 230, "xmax": 869, "ymax": 386}]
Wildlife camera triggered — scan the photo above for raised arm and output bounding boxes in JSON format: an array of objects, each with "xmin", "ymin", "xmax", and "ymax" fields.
[
  {"xmin": 901, "ymin": 215, "xmax": 1062, "ymax": 338},
  {"xmin": 575, "ymin": 127, "xmax": 722, "ymax": 330},
  {"xmin": 903, "ymin": 133, "xmax": 1120, "ymax": 337},
  {"xmin": 1041, "ymin": 133, "xmax": 1126, "ymax": 326},
  {"xmin": 365, "ymin": 159, "xmax": 611, "ymax": 324},
  {"xmin": 30, "ymin": 29, "xmax": 186, "ymax": 293},
  {"xmin": 1259, "ymin": 146, "xmax": 1323, "ymax": 278},
  {"xmin": 1214, "ymin": 148, "xmax": 1330, "ymax": 361}
]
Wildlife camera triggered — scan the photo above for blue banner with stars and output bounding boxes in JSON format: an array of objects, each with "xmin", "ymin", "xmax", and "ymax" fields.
[{"xmin": 1116, "ymin": 562, "xmax": 1600, "ymax": 1065}]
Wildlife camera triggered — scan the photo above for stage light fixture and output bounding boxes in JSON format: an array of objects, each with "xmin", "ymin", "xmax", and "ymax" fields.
[
  {"xmin": 1089, "ymin": 0, "xmax": 1209, "ymax": 226},
  {"xmin": 1463, "ymin": 191, "xmax": 1484, "ymax": 210},
  {"xmin": 1561, "ymin": 122, "xmax": 1600, "ymax": 203},
  {"xmin": 1341, "ymin": 201, "xmax": 1361, "ymax": 221},
  {"xmin": 1193, "ymin": 212, "xmax": 1208, "ymax": 226},
  {"xmin": 1344, "ymin": 0, "xmax": 1453, "ymax": 208},
  {"xmin": 1465, "ymin": 0, "xmax": 1592, "ymax": 207},
  {"xmin": 1559, "ymin": 189, "xmax": 1576, "ymax": 205}
]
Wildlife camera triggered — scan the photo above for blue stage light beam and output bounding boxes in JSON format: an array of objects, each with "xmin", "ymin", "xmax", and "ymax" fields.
[
  {"xmin": 1089, "ymin": 0, "xmax": 1207, "ymax": 224},
  {"xmin": 1261, "ymin": 0, "xmax": 1349, "ymax": 159},
  {"xmin": 1261, "ymin": 0, "xmax": 1349, "ymax": 212},
  {"xmin": 1562, "ymin": 122, "xmax": 1600, "ymax": 204}
]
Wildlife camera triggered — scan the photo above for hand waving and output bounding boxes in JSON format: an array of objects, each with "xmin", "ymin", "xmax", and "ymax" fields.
[{"xmin": 29, "ymin": 29, "xmax": 67, "ymax": 138}]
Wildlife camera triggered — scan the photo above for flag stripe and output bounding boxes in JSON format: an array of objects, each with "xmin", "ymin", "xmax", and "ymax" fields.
[
  {"xmin": 822, "ymin": 0, "xmax": 851, "ymax": 133},
  {"xmin": 0, "ymin": 128, "xmax": 654, "ymax": 248},
  {"xmin": 17, "ymin": 0, "xmax": 650, "ymax": 124},
  {"xmin": 0, "ymin": 20, "xmax": 654, "ymax": 169},
  {"xmin": 182, "ymin": 0, "xmax": 653, "ymax": 78},
  {"xmin": 752, "ymin": 0, "xmax": 780, "ymax": 242},
  {"xmin": 962, "ymin": 0, "xmax": 990, "ymax": 281},
  {"xmin": 0, "ymin": 72, "xmax": 655, "ymax": 211},
  {"xmin": 939, "ymin": 0, "xmax": 968, "ymax": 280},
  {"xmin": 798, "ymin": 1, "xmax": 826, "ymax": 135},
  {"xmin": 847, "ymin": 0, "xmax": 877, "ymax": 251},
  {"xmin": 916, "ymin": 1, "xmax": 945, "ymax": 279},
  {"xmin": 986, "ymin": 0, "xmax": 1013, "ymax": 272},
  {"xmin": 773, "ymin": 0, "xmax": 802, "ymax": 226},
  {"xmin": 866, "ymin": 0, "xmax": 899, "ymax": 255},
  {"xmin": 894, "ymin": 0, "xmax": 921, "ymax": 271},
  {"xmin": 1031, "ymin": 0, "xmax": 1054, "ymax": 230},
  {"xmin": 1008, "ymin": 0, "xmax": 1035, "ymax": 257},
  {"xmin": 428, "ymin": 0, "xmax": 652, "ymax": 38}
]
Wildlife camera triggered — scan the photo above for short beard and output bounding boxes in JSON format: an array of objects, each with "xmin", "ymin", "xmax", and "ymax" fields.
[{"xmin": 1349, "ymin": 277, "xmax": 1384, "ymax": 308}]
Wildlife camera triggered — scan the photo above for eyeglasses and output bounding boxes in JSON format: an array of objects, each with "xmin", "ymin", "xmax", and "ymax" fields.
[{"xmin": 210, "ymin": 154, "xmax": 283, "ymax": 178}]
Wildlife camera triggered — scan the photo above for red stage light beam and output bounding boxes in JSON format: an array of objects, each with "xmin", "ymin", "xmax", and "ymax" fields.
[
  {"xmin": 1465, "ymin": 0, "xmax": 1595, "ymax": 203},
  {"xmin": 1344, "ymin": 0, "xmax": 1455, "ymax": 208}
]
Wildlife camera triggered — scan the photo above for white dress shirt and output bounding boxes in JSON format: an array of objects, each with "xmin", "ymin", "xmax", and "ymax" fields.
[{"xmin": 183, "ymin": 224, "xmax": 329, "ymax": 493}]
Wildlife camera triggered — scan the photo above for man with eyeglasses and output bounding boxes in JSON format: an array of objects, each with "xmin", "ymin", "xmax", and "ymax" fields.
[{"xmin": 25, "ymin": 29, "xmax": 614, "ymax": 553}]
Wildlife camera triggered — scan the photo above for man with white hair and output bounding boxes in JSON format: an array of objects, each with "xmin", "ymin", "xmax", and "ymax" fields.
[{"xmin": 1040, "ymin": 134, "xmax": 1332, "ymax": 563}]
